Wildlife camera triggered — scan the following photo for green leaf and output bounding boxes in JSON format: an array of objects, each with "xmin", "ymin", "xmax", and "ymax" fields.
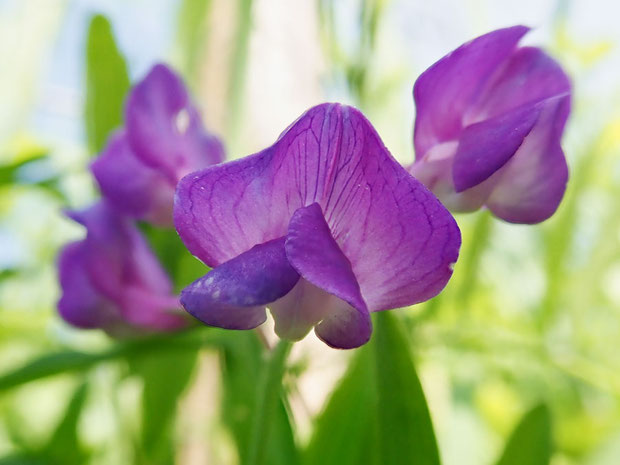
[
  {"xmin": 85, "ymin": 14, "xmax": 130, "ymax": 154},
  {"xmin": 176, "ymin": 0, "xmax": 212, "ymax": 85},
  {"xmin": 0, "ymin": 350, "xmax": 113, "ymax": 392},
  {"xmin": 220, "ymin": 332, "xmax": 299, "ymax": 465},
  {"xmin": 455, "ymin": 210, "xmax": 492, "ymax": 306},
  {"xmin": 0, "ymin": 331, "xmax": 210, "ymax": 392},
  {"xmin": 0, "ymin": 155, "xmax": 46, "ymax": 186},
  {"xmin": 42, "ymin": 382, "xmax": 90, "ymax": 465},
  {"xmin": 0, "ymin": 456, "xmax": 47, "ymax": 465},
  {"xmin": 495, "ymin": 404, "xmax": 552, "ymax": 465},
  {"xmin": 373, "ymin": 311, "xmax": 441, "ymax": 465},
  {"xmin": 135, "ymin": 348, "xmax": 198, "ymax": 463},
  {"xmin": 303, "ymin": 347, "xmax": 378, "ymax": 465}
]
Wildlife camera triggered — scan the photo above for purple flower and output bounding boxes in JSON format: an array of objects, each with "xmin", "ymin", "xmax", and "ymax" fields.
[
  {"xmin": 174, "ymin": 103, "xmax": 460, "ymax": 349},
  {"xmin": 57, "ymin": 202, "xmax": 187, "ymax": 334},
  {"xmin": 409, "ymin": 26, "xmax": 571, "ymax": 224},
  {"xmin": 91, "ymin": 64, "xmax": 224, "ymax": 226}
]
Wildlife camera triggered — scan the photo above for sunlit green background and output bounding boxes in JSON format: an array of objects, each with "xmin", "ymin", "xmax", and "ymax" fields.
[{"xmin": 1, "ymin": 0, "xmax": 620, "ymax": 464}]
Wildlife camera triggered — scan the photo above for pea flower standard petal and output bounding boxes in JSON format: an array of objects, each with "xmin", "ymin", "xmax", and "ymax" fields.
[
  {"xmin": 174, "ymin": 103, "xmax": 461, "ymax": 349},
  {"xmin": 409, "ymin": 26, "xmax": 571, "ymax": 224},
  {"xmin": 57, "ymin": 201, "xmax": 187, "ymax": 334},
  {"xmin": 91, "ymin": 64, "xmax": 225, "ymax": 226}
]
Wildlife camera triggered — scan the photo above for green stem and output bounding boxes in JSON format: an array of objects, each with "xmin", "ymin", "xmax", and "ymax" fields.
[
  {"xmin": 246, "ymin": 339, "xmax": 292, "ymax": 465},
  {"xmin": 0, "ymin": 330, "xmax": 213, "ymax": 392},
  {"xmin": 455, "ymin": 210, "xmax": 493, "ymax": 308},
  {"xmin": 176, "ymin": 0, "xmax": 213, "ymax": 88},
  {"xmin": 226, "ymin": 0, "xmax": 253, "ymax": 154}
]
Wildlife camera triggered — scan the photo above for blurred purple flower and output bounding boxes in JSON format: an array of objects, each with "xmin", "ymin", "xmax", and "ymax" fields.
[
  {"xmin": 174, "ymin": 103, "xmax": 460, "ymax": 349},
  {"xmin": 91, "ymin": 64, "xmax": 224, "ymax": 226},
  {"xmin": 409, "ymin": 26, "xmax": 571, "ymax": 224},
  {"xmin": 57, "ymin": 202, "xmax": 187, "ymax": 334}
]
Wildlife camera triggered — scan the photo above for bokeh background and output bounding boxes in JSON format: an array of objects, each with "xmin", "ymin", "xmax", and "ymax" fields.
[{"xmin": 1, "ymin": 0, "xmax": 620, "ymax": 464}]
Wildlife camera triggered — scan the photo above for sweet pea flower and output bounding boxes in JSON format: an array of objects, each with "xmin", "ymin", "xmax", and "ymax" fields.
[
  {"xmin": 409, "ymin": 26, "xmax": 571, "ymax": 224},
  {"xmin": 57, "ymin": 202, "xmax": 187, "ymax": 334},
  {"xmin": 174, "ymin": 103, "xmax": 460, "ymax": 349},
  {"xmin": 91, "ymin": 64, "xmax": 224, "ymax": 226}
]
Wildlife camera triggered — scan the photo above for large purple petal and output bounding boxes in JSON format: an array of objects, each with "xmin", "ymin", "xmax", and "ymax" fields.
[
  {"xmin": 413, "ymin": 26, "xmax": 529, "ymax": 157},
  {"xmin": 180, "ymin": 238, "xmax": 300, "ymax": 330},
  {"xmin": 282, "ymin": 203, "xmax": 371, "ymax": 348},
  {"xmin": 175, "ymin": 104, "xmax": 460, "ymax": 313},
  {"xmin": 452, "ymin": 103, "xmax": 540, "ymax": 192},
  {"xmin": 91, "ymin": 131, "xmax": 175, "ymax": 226},
  {"xmin": 486, "ymin": 95, "xmax": 570, "ymax": 223},
  {"xmin": 57, "ymin": 241, "xmax": 119, "ymax": 329},
  {"xmin": 466, "ymin": 47, "xmax": 571, "ymax": 124},
  {"xmin": 125, "ymin": 64, "xmax": 224, "ymax": 182}
]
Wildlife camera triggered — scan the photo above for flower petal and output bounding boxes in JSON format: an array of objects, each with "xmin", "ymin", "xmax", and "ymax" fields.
[
  {"xmin": 68, "ymin": 202, "xmax": 173, "ymax": 299},
  {"xmin": 283, "ymin": 203, "xmax": 371, "ymax": 348},
  {"xmin": 269, "ymin": 279, "xmax": 332, "ymax": 341},
  {"xmin": 467, "ymin": 47, "xmax": 571, "ymax": 124},
  {"xmin": 91, "ymin": 131, "xmax": 175, "ymax": 225},
  {"xmin": 413, "ymin": 26, "xmax": 529, "ymax": 157},
  {"xmin": 180, "ymin": 238, "xmax": 299, "ymax": 330},
  {"xmin": 125, "ymin": 64, "xmax": 224, "ymax": 182},
  {"xmin": 410, "ymin": 144, "xmax": 492, "ymax": 212},
  {"xmin": 120, "ymin": 289, "xmax": 186, "ymax": 331},
  {"xmin": 285, "ymin": 203, "xmax": 366, "ymax": 310},
  {"xmin": 486, "ymin": 95, "xmax": 570, "ymax": 223},
  {"xmin": 314, "ymin": 299, "xmax": 372, "ymax": 349},
  {"xmin": 57, "ymin": 241, "xmax": 119, "ymax": 329},
  {"xmin": 175, "ymin": 103, "xmax": 460, "ymax": 313},
  {"xmin": 452, "ymin": 103, "xmax": 540, "ymax": 192}
]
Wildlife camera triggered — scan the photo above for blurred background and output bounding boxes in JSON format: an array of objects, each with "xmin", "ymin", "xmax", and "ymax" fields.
[{"xmin": 1, "ymin": 0, "xmax": 620, "ymax": 464}]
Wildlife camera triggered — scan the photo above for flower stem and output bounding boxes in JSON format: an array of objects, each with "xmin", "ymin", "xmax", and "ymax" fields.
[
  {"xmin": 455, "ymin": 209, "xmax": 493, "ymax": 308},
  {"xmin": 246, "ymin": 338, "xmax": 293, "ymax": 465},
  {"xmin": 226, "ymin": 0, "xmax": 253, "ymax": 155}
]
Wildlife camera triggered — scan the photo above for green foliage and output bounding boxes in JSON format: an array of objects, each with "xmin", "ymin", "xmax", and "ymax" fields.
[
  {"xmin": 303, "ymin": 347, "xmax": 377, "ymax": 465},
  {"xmin": 246, "ymin": 339, "xmax": 293, "ymax": 465},
  {"xmin": 226, "ymin": 0, "xmax": 253, "ymax": 153},
  {"xmin": 176, "ymin": 0, "xmax": 212, "ymax": 85},
  {"xmin": 0, "ymin": 332, "xmax": 209, "ymax": 392},
  {"xmin": 304, "ymin": 312, "xmax": 440, "ymax": 465},
  {"xmin": 84, "ymin": 14, "xmax": 130, "ymax": 155},
  {"xmin": 41, "ymin": 382, "xmax": 90, "ymax": 465},
  {"xmin": 219, "ymin": 332, "xmax": 299, "ymax": 465},
  {"xmin": 495, "ymin": 404, "xmax": 552, "ymax": 465},
  {"xmin": 0, "ymin": 350, "xmax": 115, "ymax": 392},
  {"xmin": 0, "ymin": 383, "xmax": 90, "ymax": 465},
  {"xmin": 0, "ymin": 155, "xmax": 45, "ymax": 187},
  {"xmin": 374, "ymin": 312, "xmax": 441, "ymax": 465},
  {"xmin": 135, "ymin": 348, "xmax": 199, "ymax": 463}
]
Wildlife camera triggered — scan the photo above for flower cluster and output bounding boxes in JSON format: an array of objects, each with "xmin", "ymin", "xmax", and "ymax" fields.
[
  {"xmin": 409, "ymin": 26, "xmax": 571, "ymax": 224},
  {"xmin": 58, "ymin": 64, "xmax": 223, "ymax": 334},
  {"xmin": 57, "ymin": 26, "xmax": 571, "ymax": 348}
]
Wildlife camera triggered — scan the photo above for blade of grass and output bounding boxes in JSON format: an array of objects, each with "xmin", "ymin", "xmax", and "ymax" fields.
[{"xmin": 84, "ymin": 14, "xmax": 130, "ymax": 154}]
